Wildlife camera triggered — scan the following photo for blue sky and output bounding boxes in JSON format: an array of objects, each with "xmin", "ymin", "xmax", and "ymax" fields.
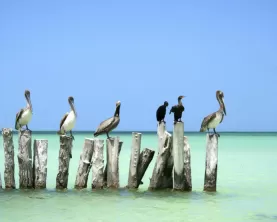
[{"xmin": 0, "ymin": 0, "xmax": 276, "ymax": 132}]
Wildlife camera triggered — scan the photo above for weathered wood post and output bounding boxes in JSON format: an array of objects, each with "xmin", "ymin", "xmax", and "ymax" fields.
[
  {"xmin": 91, "ymin": 138, "xmax": 104, "ymax": 189},
  {"xmin": 74, "ymin": 139, "xmax": 94, "ymax": 189},
  {"xmin": 33, "ymin": 139, "xmax": 48, "ymax": 189},
  {"xmin": 18, "ymin": 130, "xmax": 33, "ymax": 189},
  {"xmin": 106, "ymin": 137, "xmax": 121, "ymax": 188},
  {"xmin": 183, "ymin": 136, "xmax": 192, "ymax": 191},
  {"xmin": 2, "ymin": 128, "xmax": 16, "ymax": 189},
  {"xmin": 149, "ymin": 132, "xmax": 172, "ymax": 190},
  {"xmin": 103, "ymin": 141, "xmax": 123, "ymax": 187},
  {"xmin": 157, "ymin": 122, "xmax": 166, "ymax": 153},
  {"xmin": 56, "ymin": 136, "xmax": 73, "ymax": 189},
  {"xmin": 172, "ymin": 122, "xmax": 185, "ymax": 190},
  {"xmin": 136, "ymin": 148, "xmax": 155, "ymax": 188},
  {"xmin": 127, "ymin": 132, "xmax": 141, "ymax": 189},
  {"xmin": 204, "ymin": 134, "xmax": 218, "ymax": 192},
  {"xmin": 0, "ymin": 172, "xmax": 2, "ymax": 189}
]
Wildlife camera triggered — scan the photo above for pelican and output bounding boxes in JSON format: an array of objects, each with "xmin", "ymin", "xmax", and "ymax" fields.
[
  {"xmin": 169, "ymin": 95, "xmax": 185, "ymax": 124},
  {"xmin": 15, "ymin": 90, "xmax": 33, "ymax": 131},
  {"xmin": 156, "ymin": 101, "xmax": 169, "ymax": 124},
  {"xmin": 57, "ymin": 96, "xmax": 77, "ymax": 140},
  {"xmin": 94, "ymin": 101, "xmax": 121, "ymax": 139},
  {"xmin": 200, "ymin": 90, "xmax": 226, "ymax": 137}
]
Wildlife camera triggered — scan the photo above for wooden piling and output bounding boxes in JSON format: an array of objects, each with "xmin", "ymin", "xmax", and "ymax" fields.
[
  {"xmin": 0, "ymin": 172, "xmax": 2, "ymax": 189},
  {"xmin": 183, "ymin": 136, "xmax": 192, "ymax": 191},
  {"xmin": 106, "ymin": 137, "xmax": 121, "ymax": 188},
  {"xmin": 103, "ymin": 141, "xmax": 122, "ymax": 187},
  {"xmin": 56, "ymin": 136, "xmax": 73, "ymax": 189},
  {"xmin": 127, "ymin": 132, "xmax": 141, "ymax": 189},
  {"xmin": 18, "ymin": 130, "xmax": 33, "ymax": 189},
  {"xmin": 2, "ymin": 128, "xmax": 16, "ymax": 189},
  {"xmin": 172, "ymin": 122, "xmax": 185, "ymax": 190},
  {"xmin": 149, "ymin": 132, "xmax": 172, "ymax": 190},
  {"xmin": 136, "ymin": 148, "xmax": 155, "ymax": 188},
  {"xmin": 74, "ymin": 139, "xmax": 94, "ymax": 189},
  {"xmin": 33, "ymin": 139, "xmax": 48, "ymax": 189},
  {"xmin": 91, "ymin": 138, "xmax": 104, "ymax": 189},
  {"xmin": 157, "ymin": 122, "xmax": 166, "ymax": 153},
  {"xmin": 204, "ymin": 134, "xmax": 218, "ymax": 192}
]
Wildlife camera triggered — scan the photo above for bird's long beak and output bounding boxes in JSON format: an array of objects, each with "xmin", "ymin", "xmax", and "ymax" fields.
[
  {"xmin": 222, "ymin": 98, "xmax": 226, "ymax": 115},
  {"xmin": 27, "ymin": 95, "xmax": 32, "ymax": 111}
]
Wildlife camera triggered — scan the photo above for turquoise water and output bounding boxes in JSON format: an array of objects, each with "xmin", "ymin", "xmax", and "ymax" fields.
[{"xmin": 1, "ymin": 132, "xmax": 277, "ymax": 221}]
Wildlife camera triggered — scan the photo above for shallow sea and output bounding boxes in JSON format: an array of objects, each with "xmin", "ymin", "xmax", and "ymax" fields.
[{"xmin": 1, "ymin": 132, "xmax": 277, "ymax": 222}]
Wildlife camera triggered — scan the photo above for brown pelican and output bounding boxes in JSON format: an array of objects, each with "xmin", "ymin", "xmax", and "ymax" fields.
[
  {"xmin": 57, "ymin": 96, "xmax": 77, "ymax": 140},
  {"xmin": 169, "ymin": 95, "xmax": 185, "ymax": 124},
  {"xmin": 200, "ymin": 90, "xmax": 226, "ymax": 137},
  {"xmin": 15, "ymin": 90, "xmax": 33, "ymax": 131},
  {"xmin": 94, "ymin": 101, "xmax": 121, "ymax": 139},
  {"xmin": 156, "ymin": 101, "xmax": 169, "ymax": 124}
]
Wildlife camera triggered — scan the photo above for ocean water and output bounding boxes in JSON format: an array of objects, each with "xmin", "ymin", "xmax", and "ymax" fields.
[{"xmin": 1, "ymin": 131, "xmax": 277, "ymax": 222}]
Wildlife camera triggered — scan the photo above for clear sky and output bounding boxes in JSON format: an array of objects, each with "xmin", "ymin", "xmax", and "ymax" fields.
[{"xmin": 0, "ymin": 0, "xmax": 276, "ymax": 132}]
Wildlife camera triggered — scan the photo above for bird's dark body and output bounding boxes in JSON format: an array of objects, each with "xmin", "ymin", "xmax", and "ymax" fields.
[
  {"xmin": 156, "ymin": 105, "xmax": 166, "ymax": 122},
  {"xmin": 170, "ymin": 105, "xmax": 184, "ymax": 122}
]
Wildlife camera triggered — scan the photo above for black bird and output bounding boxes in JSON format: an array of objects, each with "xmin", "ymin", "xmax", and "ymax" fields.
[
  {"xmin": 156, "ymin": 101, "xmax": 169, "ymax": 124},
  {"xmin": 169, "ymin": 95, "xmax": 185, "ymax": 124}
]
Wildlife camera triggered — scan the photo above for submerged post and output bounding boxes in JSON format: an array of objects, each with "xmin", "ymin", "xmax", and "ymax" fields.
[
  {"xmin": 136, "ymin": 148, "xmax": 155, "ymax": 188},
  {"xmin": 18, "ymin": 130, "xmax": 33, "ymax": 189},
  {"xmin": 106, "ymin": 137, "xmax": 120, "ymax": 188},
  {"xmin": 103, "ymin": 141, "xmax": 123, "ymax": 187},
  {"xmin": 33, "ymin": 139, "xmax": 48, "ymax": 189},
  {"xmin": 204, "ymin": 134, "xmax": 218, "ymax": 192},
  {"xmin": 127, "ymin": 132, "xmax": 141, "ymax": 189},
  {"xmin": 56, "ymin": 136, "xmax": 73, "ymax": 189},
  {"xmin": 0, "ymin": 172, "xmax": 2, "ymax": 189},
  {"xmin": 2, "ymin": 128, "xmax": 15, "ymax": 189},
  {"xmin": 183, "ymin": 136, "xmax": 192, "ymax": 191},
  {"xmin": 172, "ymin": 122, "xmax": 184, "ymax": 190},
  {"xmin": 91, "ymin": 138, "xmax": 104, "ymax": 189},
  {"xmin": 149, "ymin": 132, "xmax": 172, "ymax": 190},
  {"xmin": 74, "ymin": 139, "xmax": 94, "ymax": 189}
]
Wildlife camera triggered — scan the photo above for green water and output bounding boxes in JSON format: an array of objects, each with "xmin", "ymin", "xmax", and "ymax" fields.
[{"xmin": 1, "ymin": 132, "xmax": 277, "ymax": 221}]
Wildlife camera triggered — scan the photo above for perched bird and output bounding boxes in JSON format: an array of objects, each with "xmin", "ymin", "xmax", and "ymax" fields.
[
  {"xmin": 15, "ymin": 89, "xmax": 33, "ymax": 131},
  {"xmin": 200, "ymin": 90, "xmax": 226, "ymax": 137},
  {"xmin": 169, "ymin": 95, "xmax": 185, "ymax": 124},
  {"xmin": 94, "ymin": 101, "xmax": 121, "ymax": 139},
  {"xmin": 57, "ymin": 96, "xmax": 77, "ymax": 141},
  {"xmin": 156, "ymin": 101, "xmax": 169, "ymax": 124}
]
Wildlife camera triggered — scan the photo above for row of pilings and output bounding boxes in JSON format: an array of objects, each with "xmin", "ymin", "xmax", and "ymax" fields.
[{"xmin": 0, "ymin": 122, "xmax": 219, "ymax": 192}]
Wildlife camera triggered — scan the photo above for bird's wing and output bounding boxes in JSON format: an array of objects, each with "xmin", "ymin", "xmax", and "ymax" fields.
[
  {"xmin": 201, "ymin": 112, "xmax": 217, "ymax": 129},
  {"xmin": 169, "ymin": 105, "xmax": 177, "ymax": 114},
  {"xmin": 15, "ymin": 108, "xmax": 24, "ymax": 129},
  {"xmin": 60, "ymin": 112, "xmax": 69, "ymax": 129},
  {"xmin": 156, "ymin": 106, "xmax": 162, "ymax": 118},
  {"xmin": 95, "ymin": 116, "xmax": 115, "ymax": 134}
]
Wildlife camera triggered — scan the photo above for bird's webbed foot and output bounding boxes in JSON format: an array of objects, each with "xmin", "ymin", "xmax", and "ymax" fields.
[
  {"xmin": 70, "ymin": 131, "xmax": 75, "ymax": 140},
  {"xmin": 106, "ymin": 133, "xmax": 111, "ymax": 139},
  {"xmin": 213, "ymin": 129, "xmax": 220, "ymax": 137}
]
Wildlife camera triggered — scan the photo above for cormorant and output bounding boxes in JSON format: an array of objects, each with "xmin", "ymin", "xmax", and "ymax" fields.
[
  {"xmin": 156, "ymin": 101, "xmax": 169, "ymax": 124},
  {"xmin": 200, "ymin": 90, "xmax": 226, "ymax": 137},
  {"xmin": 94, "ymin": 101, "xmax": 121, "ymax": 139},
  {"xmin": 169, "ymin": 95, "xmax": 185, "ymax": 124}
]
